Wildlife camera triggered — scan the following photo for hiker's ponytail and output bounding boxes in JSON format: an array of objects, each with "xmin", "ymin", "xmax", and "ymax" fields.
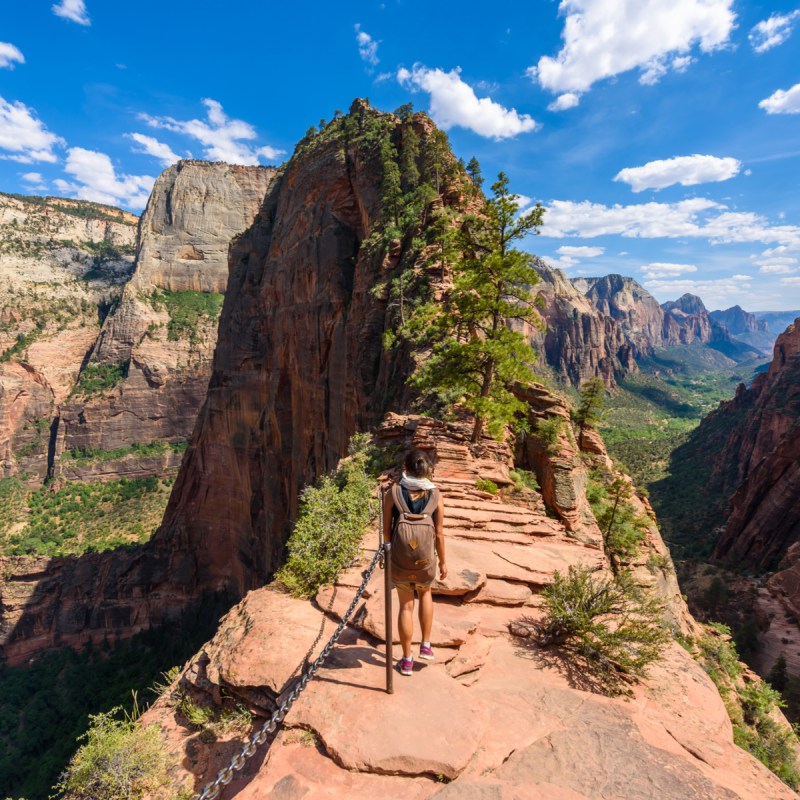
[{"xmin": 404, "ymin": 448, "xmax": 434, "ymax": 478}]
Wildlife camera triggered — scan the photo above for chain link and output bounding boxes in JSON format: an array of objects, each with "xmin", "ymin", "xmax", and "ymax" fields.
[{"xmin": 194, "ymin": 543, "xmax": 384, "ymax": 800}]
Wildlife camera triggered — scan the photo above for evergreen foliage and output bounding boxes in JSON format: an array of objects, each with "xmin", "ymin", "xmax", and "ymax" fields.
[
  {"xmin": 466, "ymin": 156, "xmax": 483, "ymax": 188},
  {"xmin": 71, "ymin": 361, "xmax": 128, "ymax": 398},
  {"xmin": 574, "ymin": 377, "xmax": 605, "ymax": 434},
  {"xmin": 275, "ymin": 434, "xmax": 376, "ymax": 598},
  {"xmin": 406, "ymin": 173, "xmax": 545, "ymax": 441},
  {"xmin": 147, "ymin": 289, "xmax": 224, "ymax": 344},
  {"xmin": 539, "ymin": 565, "xmax": 669, "ymax": 693},
  {"xmin": 586, "ymin": 471, "xmax": 650, "ymax": 563}
]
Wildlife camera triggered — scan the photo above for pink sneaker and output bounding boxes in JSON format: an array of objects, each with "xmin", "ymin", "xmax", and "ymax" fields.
[
  {"xmin": 419, "ymin": 644, "xmax": 434, "ymax": 661},
  {"xmin": 399, "ymin": 656, "xmax": 414, "ymax": 675}
]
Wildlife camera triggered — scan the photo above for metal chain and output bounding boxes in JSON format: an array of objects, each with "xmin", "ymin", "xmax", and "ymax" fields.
[{"xmin": 193, "ymin": 543, "xmax": 384, "ymax": 800}]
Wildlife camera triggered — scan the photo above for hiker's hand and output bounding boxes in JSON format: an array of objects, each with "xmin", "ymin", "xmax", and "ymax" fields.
[{"xmin": 439, "ymin": 562, "xmax": 448, "ymax": 580}]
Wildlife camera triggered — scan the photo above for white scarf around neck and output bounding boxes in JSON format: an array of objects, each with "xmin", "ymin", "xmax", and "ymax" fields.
[{"xmin": 400, "ymin": 471, "xmax": 436, "ymax": 491}]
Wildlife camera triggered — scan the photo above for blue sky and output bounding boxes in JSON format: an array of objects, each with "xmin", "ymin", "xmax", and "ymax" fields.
[{"xmin": 1, "ymin": 1, "xmax": 799, "ymax": 310}]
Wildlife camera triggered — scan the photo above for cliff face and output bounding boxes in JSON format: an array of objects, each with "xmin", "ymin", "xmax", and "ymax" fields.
[
  {"xmin": 574, "ymin": 274, "xmax": 665, "ymax": 355},
  {"xmin": 529, "ymin": 260, "xmax": 636, "ymax": 387},
  {"xmin": 712, "ymin": 319, "xmax": 800, "ymax": 571},
  {"xmin": 711, "ymin": 305, "xmax": 774, "ymax": 354},
  {"xmin": 56, "ymin": 162, "xmax": 276, "ymax": 477},
  {"xmin": 0, "ymin": 193, "xmax": 138, "ymax": 477}
]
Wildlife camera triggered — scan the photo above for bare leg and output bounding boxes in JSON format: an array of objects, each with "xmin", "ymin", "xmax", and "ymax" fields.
[
  {"xmin": 418, "ymin": 587, "xmax": 433, "ymax": 644},
  {"xmin": 396, "ymin": 586, "xmax": 415, "ymax": 659}
]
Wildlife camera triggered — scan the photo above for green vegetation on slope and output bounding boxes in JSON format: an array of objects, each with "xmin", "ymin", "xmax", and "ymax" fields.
[
  {"xmin": 0, "ymin": 475, "xmax": 174, "ymax": 556},
  {"xmin": 147, "ymin": 289, "xmax": 224, "ymax": 344},
  {"xmin": 0, "ymin": 597, "xmax": 226, "ymax": 800},
  {"xmin": 71, "ymin": 361, "xmax": 128, "ymax": 398}
]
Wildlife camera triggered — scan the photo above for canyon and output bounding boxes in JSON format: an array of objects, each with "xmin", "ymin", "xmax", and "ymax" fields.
[{"xmin": 1, "ymin": 103, "xmax": 799, "ymax": 799}]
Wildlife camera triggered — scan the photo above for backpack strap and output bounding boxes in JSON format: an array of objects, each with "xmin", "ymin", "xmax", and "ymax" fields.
[
  {"xmin": 421, "ymin": 487, "xmax": 439, "ymax": 517},
  {"xmin": 391, "ymin": 483, "xmax": 411, "ymax": 514}
]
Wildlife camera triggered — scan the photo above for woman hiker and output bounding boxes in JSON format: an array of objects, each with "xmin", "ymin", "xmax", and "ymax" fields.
[{"xmin": 382, "ymin": 449, "xmax": 447, "ymax": 676}]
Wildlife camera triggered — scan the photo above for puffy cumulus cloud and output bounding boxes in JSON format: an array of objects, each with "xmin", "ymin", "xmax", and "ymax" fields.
[
  {"xmin": 530, "ymin": 0, "xmax": 735, "ymax": 106},
  {"xmin": 355, "ymin": 24, "xmax": 379, "ymax": 67},
  {"xmin": 0, "ymin": 42, "xmax": 24, "ymax": 69},
  {"xmin": 547, "ymin": 92, "xmax": 580, "ymax": 112},
  {"xmin": 545, "ymin": 243, "xmax": 605, "ymax": 270},
  {"xmin": 20, "ymin": 172, "xmax": 47, "ymax": 190},
  {"xmin": 614, "ymin": 154, "xmax": 741, "ymax": 192},
  {"xmin": 54, "ymin": 147, "xmax": 155, "ymax": 209},
  {"xmin": 558, "ymin": 245, "xmax": 604, "ymax": 258},
  {"xmin": 0, "ymin": 96, "xmax": 64, "ymax": 163},
  {"xmin": 52, "ymin": 0, "xmax": 90, "ymax": 25},
  {"xmin": 140, "ymin": 99, "xmax": 285, "ymax": 165},
  {"xmin": 397, "ymin": 65, "xmax": 539, "ymax": 140},
  {"xmin": 127, "ymin": 133, "xmax": 181, "ymax": 168},
  {"xmin": 640, "ymin": 262, "xmax": 697, "ymax": 279},
  {"xmin": 541, "ymin": 197, "xmax": 800, "ymax": 249},
  {"xmin": 759, "ymin": 83, "xmax": 800, "ymax": 115},
  {"xmin": 749, "ymin": 11, "xmax": 800, "ymax": 53}
]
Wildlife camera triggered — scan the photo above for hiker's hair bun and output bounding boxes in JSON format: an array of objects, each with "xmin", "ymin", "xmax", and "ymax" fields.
[{"xmin": 404, "ymin": 448, "xmax": 434, "ymax": 478}]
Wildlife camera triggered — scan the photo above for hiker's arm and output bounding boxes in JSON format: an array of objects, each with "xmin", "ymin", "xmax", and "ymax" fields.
[
  {"xmin": 382, "ymin": 488, "xmax": 393, "ymax": 544},
  {"xmin": 436, "ymin": 495, "xmax": 447, "ymax": 580}
]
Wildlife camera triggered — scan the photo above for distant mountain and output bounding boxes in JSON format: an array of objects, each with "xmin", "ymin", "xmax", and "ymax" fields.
[
  {"xmin": 711, "ymin": 306, "xmax": 773, "ymax": 355},
  {"xmin": 755, "ymin": 310, "xmax": 800, "ymax": 336}
]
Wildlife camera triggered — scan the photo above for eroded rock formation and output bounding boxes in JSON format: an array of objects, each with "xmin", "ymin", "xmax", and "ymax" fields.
[{"xmin": 712, "ymin": 319, "xmax": 800, "ymax": 571}]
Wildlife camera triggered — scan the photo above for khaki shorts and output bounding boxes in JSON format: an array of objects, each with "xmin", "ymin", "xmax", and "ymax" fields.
[{"xmin": 393, "ymin": 580, "xmax": 433, "ymax": 594}]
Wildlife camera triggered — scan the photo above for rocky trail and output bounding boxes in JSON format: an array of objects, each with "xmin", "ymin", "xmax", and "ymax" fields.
[{"xmin": 141, "ymin": 416, "xmax": 796, "ymax": 800}]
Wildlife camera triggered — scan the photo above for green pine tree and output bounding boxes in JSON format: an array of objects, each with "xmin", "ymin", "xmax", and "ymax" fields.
[
  {"xmin": 466, "ymin": 156, "xmax": 484, "ymax": 188},
  {"xmin": 399, "ymin": 126, "xmax": 421, "ymax": 193},
  {"xmin": 575, "ymin": 376, "xmax": 605, "ymax": 435},
  {"xmin": 408, "ymin": 172, "xmax": 545, "ymax": 442},
  {"xmin": 380, "ymin": 137, "xmax": 402, "ymax": 227}
]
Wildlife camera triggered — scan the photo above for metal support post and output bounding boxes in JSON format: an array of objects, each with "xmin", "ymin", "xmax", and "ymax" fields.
[{"xmin": 384, "ymin": 540, "xmax": 394, "ymax": 694}]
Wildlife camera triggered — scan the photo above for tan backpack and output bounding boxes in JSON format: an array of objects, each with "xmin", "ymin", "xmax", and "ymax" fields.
[{"xmin": 390, "ymin": 484, "xmax": 439, "ymax": 584}]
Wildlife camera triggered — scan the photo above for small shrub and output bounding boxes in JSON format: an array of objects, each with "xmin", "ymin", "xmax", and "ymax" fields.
[
  {"xmin": 178, "ymin": 694, "xmax": 216, "ymax": 728},
  {"xmin": 534, "ymin": 416, "xmax": 565, "ymax": 454},
  {"xmin": 475, "ymin": 478, "xmax": 498, "ymax": 494},
  {"xmin": 275, "ymin": 435, "xmax": 375, "ymax": 598},
  {"xmin": 52, "ymin": 707, "xmax": 166, "ymax": 800},
  {"xmin": 72, "ymin": 361, "xmax": 127, "ymax": 398},
  {"xmin": 508, "ymin": 468, "xmax": 539, "ymax": 492},
  {"xmin": 539, "ymin": 565, "xmax": 669, "ymax": 693}
]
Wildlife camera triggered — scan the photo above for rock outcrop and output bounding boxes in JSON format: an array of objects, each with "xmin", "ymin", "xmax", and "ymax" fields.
[
  {"xmin": 712, "ymin": 319, "xmax": 800, "ymax": 571},
  {"xmin": 136, "ymin": 414, "xmax": 791, "ymax": 800},
  {"xmin": 55, "ymin": 161, "xmax": 277, "ymax": 478},
  {"xmin": 0, "ymin": 193, "xmax": 138, "ymax": 477},
  {"xmin": 711, "ymin": 305, "xmax": 774, "ymax": 355},
  {"xmin": 529, "ymin": 260, "xmax": 636, "ymax": 387}
]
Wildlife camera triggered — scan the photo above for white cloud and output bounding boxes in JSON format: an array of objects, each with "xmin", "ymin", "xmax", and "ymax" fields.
[
  {"xmin": 614, "ymin": 154, "xmax": 741, "ymax": 192},
  {"xmin": 0, "ymin": 42, "xmax": 24, "ymax": 69},
  {"xmin": 127, "ymin": 133, "xmax": 181, "ymax": 168},
  {"xmin": 530, "ymin": 0, "xmax": 735, "ymax": 105},
  {"xmin": 731, "ymin": 274, "xmax": 752, "ymax": 281},
  {"xmin": 780, "ymin": 277, "xmax": 800, "ymax": 286},
  {"xmin": 398, "ymin": 65, "xmax": 539, "ymax": 140},
  {"xmin": 20, "ymin": 172, "xmax": 47, "ymax": 190},
  {"xmin": 542, "ymin": 197, "xmax": 800, "ymax": 249},
  {"xmin": 54, "ymin": 147, "xmax": 154, "ymax": 209},
  {"xmin": 52, "ymin": 0, "xmax": 90, "ymax": 25},
  {"xmin": 757, "ymin": 254, "xmax": 798, "ymax": 274},
  {"xmin": 0, "ymin": 96, "xmax": 64, "ymax": 163},
  {"xmin": 355, "ymin": 24, "xmax": 379, "ymax": 67},
  {"xmin": 749, "ymin": 11, "xmax": 800, "ymax": 53},
  {"xmin": 640, "ymin": 262, "xmax": 697, "ymax": 279},
  {"xmin": 548, "ymin": 92, "xmax": 580, "ymax": 112},
  {"xmin": 140, "ymin": 99, "xmax": 285, "ymax": 165},
  {"xmin": 760, "ymin": 264, "xmax": 796, "ymax": 274},
  {"xmin": 558, "ymin": 245, "xmax": 604, "ymax": 257},
  {"xmin": 514, "ymin": 194, "xmax": 534, "ymax": 212},
  {"xmin": 759, "ymin": 83, "xmax": 800, "ymax": 115}
]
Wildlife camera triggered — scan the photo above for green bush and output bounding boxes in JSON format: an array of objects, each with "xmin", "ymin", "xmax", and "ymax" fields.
[
  {"xmin": 475, "ymin": 478, "xmax": 498, "ymax": 494},
  {"xmin": 52, "ymin": 707, "xmax": 166, "ymax": 800},
  {"xmin": 71, "ymin": 362, "xmax": 127, "ymax": 398},
  {"xmin": 275, "ymin": 435, "xmax": 375, "ymax": 597},
  {"xmin": 539, "ymin": 565, "xmax": 669, "ymax": 693},
  {"xmin": 534, "ymin": 416, "xmax": 566, "ymax": 454},
  {"xmin": 148, "ymin": 290, "xmax": 224, "ymax": 344},
  {"xmin": 508, "ymin": 468, "xmax": 539, "ymax": 493}
]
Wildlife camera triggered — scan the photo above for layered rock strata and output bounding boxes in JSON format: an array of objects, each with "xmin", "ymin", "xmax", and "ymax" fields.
[
  {"xmin": 0, "ymin": 193, "xmax": 138, "ymax": 477},
  {"xmin": 55, "ymin": 161, "xmax": 277, "ymax": 478},
  {"xmin": 529, "ymin": 260, "xmax": 636, "ymax": 387}
]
